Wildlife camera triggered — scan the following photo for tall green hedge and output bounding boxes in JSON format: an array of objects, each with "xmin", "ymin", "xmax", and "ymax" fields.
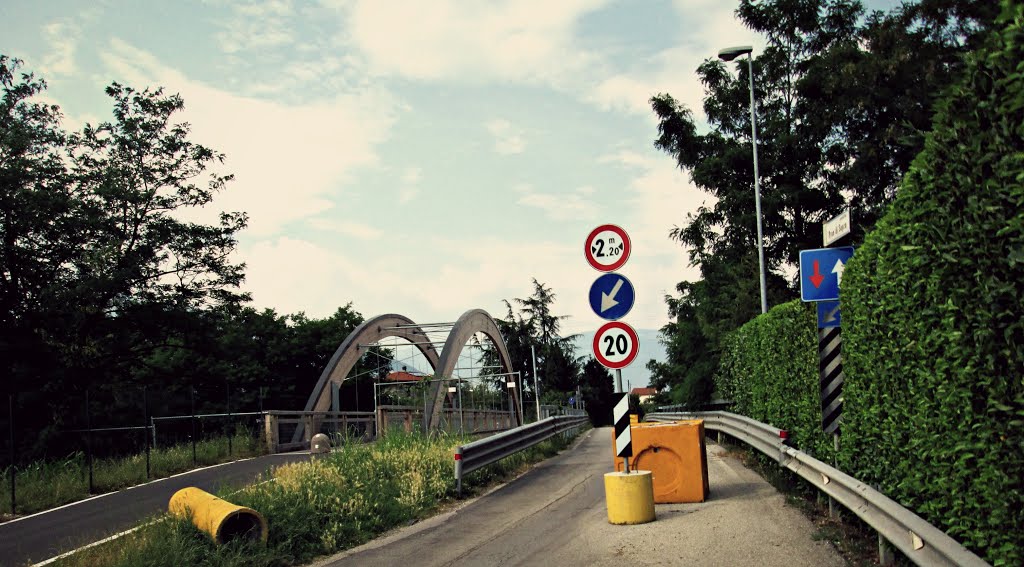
[
  {"xmin": 715, "ymin": 300, "xmax": 836, "ymax": 460},
  {"xmin": 840, "ymin": 4, "xmax": 1024, "ymax": 564}
]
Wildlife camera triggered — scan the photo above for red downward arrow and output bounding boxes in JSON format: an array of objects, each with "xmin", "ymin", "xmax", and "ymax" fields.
[{"xmin": 810, "ymin": 260, "xmax": 825, "ymax": 288}]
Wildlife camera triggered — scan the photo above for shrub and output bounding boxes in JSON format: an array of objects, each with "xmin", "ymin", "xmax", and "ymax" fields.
[
  {"xmin": 840, "ymin": 3, "xmax": 1024, "ymax": 564},
  {"xmin": 715, "ymin": 300, "xmax": 835, "ymax": 460}
]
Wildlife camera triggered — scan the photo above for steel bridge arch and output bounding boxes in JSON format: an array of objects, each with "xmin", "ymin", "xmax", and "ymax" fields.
[
  {"xmin": 293, "ymin": 314, "xmax": 440, "ymax": 443},
  {"xmin": 426, "ymin": 309, "xmax": 520, "ymax": 429},
  {"xmin": 297, "ymin": 309, "xmax": 520, "ymax": 440}
]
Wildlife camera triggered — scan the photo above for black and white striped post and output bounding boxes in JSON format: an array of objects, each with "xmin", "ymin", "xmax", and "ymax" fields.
[
  {"xmin": 819, "ymin": 326, "xmax": 844, "ymax": 436},
  {"xmin": 819, "ymin": 324, "xmax": 844, "ymax": 518},
  {"xmin": 612, "ymin": 392, "xmax": 632, "ymax": 473}
]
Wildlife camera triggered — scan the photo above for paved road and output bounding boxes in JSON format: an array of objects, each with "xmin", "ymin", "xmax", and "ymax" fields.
[
  {"xmin": 315, "ymin": 428, "xmax": 844, "ymax": 567},
  {"xmin": 0, "ymin": 452, "xmax": 310, "ymax": 567}
]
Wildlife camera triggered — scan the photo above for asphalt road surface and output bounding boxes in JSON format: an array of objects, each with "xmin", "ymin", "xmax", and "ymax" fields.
[
  {"xmin": 0, "ymin": 452, "xmax": 310, "ymax": 566},
  {"xmin": 315, "ymin": 428, "xmax": 844, "ymax": 567}
]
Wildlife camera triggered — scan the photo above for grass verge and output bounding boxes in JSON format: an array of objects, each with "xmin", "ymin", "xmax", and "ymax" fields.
[
  {"xmin": 47, "ymin": 428, "xmax": 585, "ymax": 567},
  {"xmin": 1, "ymin": 432, "xmax": 263, "ymax": 518}
]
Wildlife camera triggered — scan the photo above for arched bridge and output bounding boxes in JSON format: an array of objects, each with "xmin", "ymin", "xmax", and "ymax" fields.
[{"xmin": 297, "ymin": 309, "xmax": 520, "ymax": 440}]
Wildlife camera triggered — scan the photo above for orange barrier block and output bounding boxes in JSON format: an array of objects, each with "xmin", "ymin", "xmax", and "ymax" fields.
[{"xmin": 611, "ymin": 420, "xmax": 709, "ymax": 503}]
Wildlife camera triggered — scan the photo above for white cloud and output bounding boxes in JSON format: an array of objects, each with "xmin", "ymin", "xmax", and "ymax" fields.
[
  {"xmin": 398, "ymin": 186, "xmax": 421, "ymax": 205},
  {"xmin": 515, "ymin": 184, "xmax": 598, "ymax": 222},
  {"xmin": 342, "ymin": 0, "xmax": 609, "ymax": 85},
  {"xmin": 586, "ymin": 2, "xmax": 757, "ymax": 117},
  {"xmin": 98, "ymin": 39, "xmax": 398, "ymax": 237},
  {"xmin": 242, "ymin": 237, "xmax": 358, "ymax": 316},
  {"xmin": 401, "ymin": 167, "xmax": 422, "ymax": 184},
  {"xmin": 396, "ymin": 167, "xmax": 422, "ymax": 204},
  {"xmin": 486, "ymin": 119, "xmax": 526, "ymax": 155},
  {"xmin": 309, "ymin": 219, "xmax": 383, "ymax": 240},
  {"xmin": 40, "ymin": 21, "xmax": 79, "ymax": 77},
  {"xmin": 215, "ymin": 0, "xmax": 296, "ymax": 54},
  {"xmin": 239, "ymin": 233, "xmax": 569, "ymax": 325},
  {"xmin": 597, "ymin": 148, "xmax": 705, "ymax": 324}
]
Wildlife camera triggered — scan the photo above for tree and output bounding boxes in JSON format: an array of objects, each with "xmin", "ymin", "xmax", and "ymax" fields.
[
  {"xmin": 1, "ymin": 56, "xmax": 249, "ymax": 451},
  {"xmin": 514, "ymin": 279, "xmax": 581, "ymax": 401},
  {"xmin": 61, "ymin": 82, "xmax": 248, "ymax": 385},
  {"xmin": 580, "ymin": 357, "xmax": 614, "ymax": 426},
  {"xmin": 484, "ymin": 280, "xmax": 582, "ymax": 406},
  {"xmin": 0, "ymin": 56, "xmax": 77, "ymax": 396},
  {"xmin": 805, "ymin": 0, "xmax": 1001, "ymax": 234},
  {"xmin": 647, "ymin": 283, "xmax": 715, "ymax": 408},
  {"xmin": 647, "ymin": 0, "xmax": 999, "ymax": 407}
]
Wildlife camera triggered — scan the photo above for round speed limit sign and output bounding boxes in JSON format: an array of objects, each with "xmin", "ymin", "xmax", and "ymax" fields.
[
  {"xmin": 593, "ymin": 321, "xmax": 640, "ymax": 369},
  {"xmin": 585, "ymin": 224, "xmax": 631, "ymax": 272}
]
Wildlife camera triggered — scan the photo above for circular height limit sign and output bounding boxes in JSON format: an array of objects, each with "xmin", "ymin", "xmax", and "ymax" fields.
[
  {"xmin": 593, "ymin": 321, "xmax": 640, "ymax": 369},
  {"xmin": 585, "ymin": 224, "xmax": 631, "ymax": 272}
]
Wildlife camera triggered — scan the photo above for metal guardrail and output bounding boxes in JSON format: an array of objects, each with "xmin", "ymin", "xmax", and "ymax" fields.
[
  {"xmin": 454, "ymin": 415, "xmax": 589, "ymax": 493},
  {"xmin": 647, "ymin": 411, "xmax": 990, "ymax": 567}
]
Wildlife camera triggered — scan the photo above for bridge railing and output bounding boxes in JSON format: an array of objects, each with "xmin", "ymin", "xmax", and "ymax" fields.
[
  {"xmin": 264, "ymin": 410, "xmax": 376, "ymax": 453},
  {"xmin": 646, "ymin": 411, "xmax": 990, "ymax": 567},
  {"xmin": 454, "ymin": 415, "xmax": 589, "ymax": 494}
]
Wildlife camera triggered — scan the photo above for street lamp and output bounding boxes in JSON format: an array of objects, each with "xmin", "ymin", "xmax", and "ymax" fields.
[{"xmin": 718, "ymin": 45, "xmax": 768, "ymax": 314}]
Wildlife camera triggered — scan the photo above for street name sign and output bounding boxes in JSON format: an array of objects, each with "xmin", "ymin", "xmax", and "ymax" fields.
[
  {"xmin": 584, "ymin": 224, "xmax": 631, "ymax": 272},
  {"xmin": 822, "ymin": 208, "xmax": 851, "ymax": 246},
  {"xmin": 588, "ymin": 273, "xmax": 635, "ymax": 321},
  {"xmin": 799, "ymin": 246, "xmax": 855, "ymax": 302},
  {"xmin": 593, "ymin": 321, "xmax": 640, "ymax": 369}
]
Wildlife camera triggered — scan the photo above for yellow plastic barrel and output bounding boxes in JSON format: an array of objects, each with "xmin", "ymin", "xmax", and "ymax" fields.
[
  {"xmin": 169, "ymin": 487, "xmax": 268, "ymax": 545},
  {"xmin": 604, "ymin": 471, "xmax": 656, "ymax": 525}
]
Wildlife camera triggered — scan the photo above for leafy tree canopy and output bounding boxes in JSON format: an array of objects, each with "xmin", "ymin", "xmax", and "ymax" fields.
[{"xmin": 647, "ymin": 0, "xmax": 998, "ymax": 406}]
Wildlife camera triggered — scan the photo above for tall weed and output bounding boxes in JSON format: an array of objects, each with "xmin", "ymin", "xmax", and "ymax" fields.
[{"xmin": 52, "ymin": 429, "xmax": 579, "ymax": 567}]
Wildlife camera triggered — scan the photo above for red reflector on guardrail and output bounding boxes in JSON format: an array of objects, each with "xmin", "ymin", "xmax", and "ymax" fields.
[
  {"xmin": 454, "ymin": 453, "xmax": 462, "ymax": 461},
  {"xmin": 779, "ymin": 430, "xmax": 789, "ymax": 440}
]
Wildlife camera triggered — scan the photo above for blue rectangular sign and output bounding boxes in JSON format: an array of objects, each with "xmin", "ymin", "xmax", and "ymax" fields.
[
  {"xmin": 817, "ymin": 301, "xmax": 841, "ymax": 328},
  {"xmin": 800, "ymin": 247, "xmax": 855, "ymax": 302}
]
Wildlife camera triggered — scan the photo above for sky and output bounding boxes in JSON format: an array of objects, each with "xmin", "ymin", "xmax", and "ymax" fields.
[{"xmin": 1, "ymin": 0, "xmax": 894, "ymax": 389}]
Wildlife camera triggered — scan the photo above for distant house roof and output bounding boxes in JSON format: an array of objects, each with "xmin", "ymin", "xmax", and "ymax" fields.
[
  {"xmin": 385, "ymin": 371, "xmax": 424, "ymax": 383},
  {"xmin": 631, "ymin": 387, "xmax": 658, "ymax": 397}
]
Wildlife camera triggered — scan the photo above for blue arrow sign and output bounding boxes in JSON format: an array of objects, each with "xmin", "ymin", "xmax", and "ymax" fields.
[
  {"xmin": 817, "ymin": 301, "xmax": 841, "ymax": 328},
  {"xmin": 800, "ymin": 247, "xmax": 855, "ymax": 302},
  {"xmin": 589, "ymin": 273, "xmax": 635, "ymax": 321}
]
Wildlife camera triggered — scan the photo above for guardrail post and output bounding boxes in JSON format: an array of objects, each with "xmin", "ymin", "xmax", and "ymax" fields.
[
  {"xmin": 879, "ymin": 532, "xmax": 896, "ymax": 565},
  {"xmin": 873, "ymin": 483, "xmax": 896, "ymax": 565},
  {"xmin": 454, "ymin": 446, "xmax": 464, "ymax": 496}
]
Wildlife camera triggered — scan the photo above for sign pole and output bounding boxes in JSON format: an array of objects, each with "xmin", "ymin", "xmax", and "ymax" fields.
[
  {"xmin": 820, "ymin": 326, "xmax": 844, "ymax": 519},
  {"xmin": 612, "ymin": 393, "xmax": 632, "ymax": 473},
  {"xmin": 531, "ymin": 346, "xmax": 540, "ymax": 422},
  {"xmin": 615, "ymin": 369, "xmax": 623, "ymax": 393},
  {"xmin": 9, "ymin": 393, "xmax": 15, "ymax": 516}
]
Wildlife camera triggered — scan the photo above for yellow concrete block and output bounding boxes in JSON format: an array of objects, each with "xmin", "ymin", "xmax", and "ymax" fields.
[
  {"xmin": 604, "ymin": 471, "xmax": 656, "ymax": 525},
  {"xmin": 169, "ymin": 487, "xmax": 268, "ymax": 545}
]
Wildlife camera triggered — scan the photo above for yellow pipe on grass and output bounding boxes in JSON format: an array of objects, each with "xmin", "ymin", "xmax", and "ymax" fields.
[{"xmin": 169, "ymin": 487, "xmax": 268, "ymax": 545}]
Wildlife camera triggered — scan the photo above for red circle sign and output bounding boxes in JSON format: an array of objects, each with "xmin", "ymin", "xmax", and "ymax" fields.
[
  {"xmin": 592, "ymin": 321, "xmax": 640, "ymax": 369},
  {"xmin": 585, "ymin": 224, "xmax": 631, "ymax": 272}
]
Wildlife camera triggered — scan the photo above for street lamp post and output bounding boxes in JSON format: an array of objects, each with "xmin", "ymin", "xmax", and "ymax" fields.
[{"xmin": 718, "ymin": 45, "xmax": 768, "ymax": 314}]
